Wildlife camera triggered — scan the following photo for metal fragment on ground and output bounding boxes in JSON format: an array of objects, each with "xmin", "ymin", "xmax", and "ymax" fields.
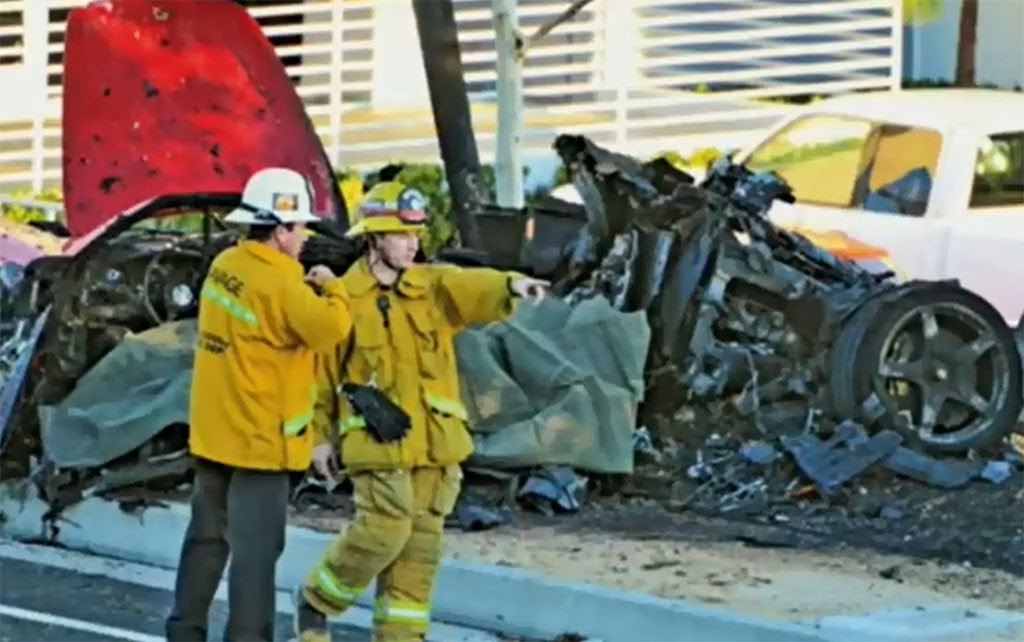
[
  {"xmin": 516, "ymin": 465, "xmax": 588, "ymax": 514},
  {"xmin": 779, "ymin": 422, "xmax": 903, "ymax": 497},
  {"xmin": 881, "ymin": 447, "xmax": 984, "ymax": 489}
]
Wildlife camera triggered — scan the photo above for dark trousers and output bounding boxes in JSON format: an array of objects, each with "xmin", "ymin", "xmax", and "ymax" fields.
[{"xmin": 165, "ymin": 457, "xmax": 290, "ymax": 642}]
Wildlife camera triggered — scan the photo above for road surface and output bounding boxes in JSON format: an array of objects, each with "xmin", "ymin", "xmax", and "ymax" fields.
[{"xmin": 0, "ymin": 540, "xmax": 496, "ymax": 642}]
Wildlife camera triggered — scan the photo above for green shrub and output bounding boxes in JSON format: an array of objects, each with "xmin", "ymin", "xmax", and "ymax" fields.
[
  {"xmin": 3, "ymin": 163, "xmax": 553, "ymax": 255},
  {"xmin": 0, "ymin": 187, "xmax": 64, "ymax": 225}
]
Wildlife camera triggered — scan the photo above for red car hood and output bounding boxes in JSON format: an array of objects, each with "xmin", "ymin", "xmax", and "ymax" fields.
[{"xmin": 62, "ymin": 0, "xmax": 343, "ymax": 239}]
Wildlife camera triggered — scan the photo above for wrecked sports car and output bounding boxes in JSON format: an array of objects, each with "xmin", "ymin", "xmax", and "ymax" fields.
[
  {"xmin": 2, "ymin": 0, "xmax": 1022, "ymax": 515},
  {"xmin": 548, "ymin": 135, "xmax": 1022, "ymax": 456},
  {"xmin": 1, "ymin": 0, "xmax": 351, "ymax": 488},
  {"xmin": 5, "ymin": 133, "xmax": 1022, "ymax": 509}
]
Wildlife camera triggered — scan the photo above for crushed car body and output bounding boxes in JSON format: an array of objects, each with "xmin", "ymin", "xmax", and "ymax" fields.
[
  {"xmin": 5, "ymin": 134, "xmax": 1021, "ymax": 514},
  {"xmin": 543, "ymin": 134, "xmax": 1022, "ymax": 460},
  {"xmin": 2, "ymin": 0, "xmax": 1022, "ymax": 520}
]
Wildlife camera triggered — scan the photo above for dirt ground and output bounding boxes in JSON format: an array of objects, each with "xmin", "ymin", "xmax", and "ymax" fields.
[
  {"xmin": 287, "ymin": 409, "xmax": 1024, "ymax": 627},
  {"xmin": 292, "ymin": 474, "xmax": 1024, "ymax": 624}
]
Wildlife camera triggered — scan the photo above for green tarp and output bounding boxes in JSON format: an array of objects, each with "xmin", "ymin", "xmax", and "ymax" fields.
[
  {"xmin": 455, "ymin": 297, "xmax": 649, "ymax": 473},
  {"xmin": 39, "ymin": 296, "xmax": 650, "ymax": 474},
  {"xmin": 39, "ymin": 320, "xmax": 196, "ymax": 468}
]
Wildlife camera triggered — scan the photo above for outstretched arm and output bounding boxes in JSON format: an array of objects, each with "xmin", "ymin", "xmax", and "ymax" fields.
[
  {"xmin": 434, "ymin": 265, "xmax": 516, "ymax": 328},
  {"xmin": 434, "ymin": 265, "xmax": 549, "ymax": 328}
]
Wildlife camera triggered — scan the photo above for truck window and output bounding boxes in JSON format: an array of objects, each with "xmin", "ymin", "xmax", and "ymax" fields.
[
  {"xmin": 746, "ymin": 115, "xmax": 871, "ymax": 208},
  {"xmin": 857, "ymin": 124, "xmax": 942, "ymax": 218},
  {"xmin": 970, "ymin": 131, "xmax": 1024, "ymax": 209}
]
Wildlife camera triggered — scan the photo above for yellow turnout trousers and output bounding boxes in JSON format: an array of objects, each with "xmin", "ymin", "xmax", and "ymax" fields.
[{"xmin": 302, "ymin": 465, "xmax": 462, "ymax": 641}]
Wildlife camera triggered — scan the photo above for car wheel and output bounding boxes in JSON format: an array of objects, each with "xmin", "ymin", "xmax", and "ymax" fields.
[{"xmin": 839, "ymin": 282, "xmax": 1023, "ymax": 454}]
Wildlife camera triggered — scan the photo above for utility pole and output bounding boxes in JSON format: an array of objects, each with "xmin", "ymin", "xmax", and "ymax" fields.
[
  {"xmin": 492, "ymin": 0, "xmax": 524, "ymax": 208},
  {"xmin": 491, "ymin": 0, "xmax": 596, "ymax": 209},
  {"xmin": 955, "ymin": 0, "xmax": 979, "ymax": 87},
  {"xmin": 412, "ymin": 0, "xmax": 485, "ymax": 250}
]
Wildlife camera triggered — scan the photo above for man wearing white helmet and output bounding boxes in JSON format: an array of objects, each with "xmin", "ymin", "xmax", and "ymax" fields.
[{"xmin": 166, "ymin": 167, "xmax": 353, "ymax": 642}]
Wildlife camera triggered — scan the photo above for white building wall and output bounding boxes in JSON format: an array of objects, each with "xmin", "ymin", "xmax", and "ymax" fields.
[{"xmin": 0, "ymin": 0, "xmax": 901, "ymax": 194}]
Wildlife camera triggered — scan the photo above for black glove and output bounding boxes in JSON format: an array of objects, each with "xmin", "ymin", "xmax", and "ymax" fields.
[{"xmin": 341, "ymin": 383, "xmax": 411, "ymax": 444}]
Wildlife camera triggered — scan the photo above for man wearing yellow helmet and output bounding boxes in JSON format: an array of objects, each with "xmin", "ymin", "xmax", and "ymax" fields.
[{"xmin": 293, "ymin": 181, "xmax": 548, "ymax": 642}]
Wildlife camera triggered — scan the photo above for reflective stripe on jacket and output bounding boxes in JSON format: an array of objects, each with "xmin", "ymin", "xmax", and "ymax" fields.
[
  {"xmin": 313, "ymin": 258, "xmax": 516, "ymax": 470},
  {"xmin": 190, "ymin": 240, "xmax": 353, "ymax": 471}
]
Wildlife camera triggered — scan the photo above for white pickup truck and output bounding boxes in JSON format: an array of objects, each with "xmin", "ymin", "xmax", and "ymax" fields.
[{"xmin": 740, "ymin": 89, "xmax": 1024, "ymax": 330}]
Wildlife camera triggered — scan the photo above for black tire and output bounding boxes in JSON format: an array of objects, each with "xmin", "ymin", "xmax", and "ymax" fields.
[
  {"xmin": 1016, "ymin": 311, "xmax": 1024, "ymax": 361},
  {"xmin": 826, "ymin": 282, "xmax": 941, "ymax": 420},
  {"xmin": 826, "ymin": 296, "xmax": 885, "ymax": 420},
  {"xmin": 847, "ymin": 283, "xmax": 1022, "ymax": 454},
  {"xmin": 1016, "ymin": 311, "xmax": 1024, "ymax": 407}
]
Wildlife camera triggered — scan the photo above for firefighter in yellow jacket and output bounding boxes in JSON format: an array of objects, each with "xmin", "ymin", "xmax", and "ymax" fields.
[
  {"xmin": 166, "ymin": 167, "xmax": 353, "ymax": 642},
  {"xmin": 293, "ymin": 181, "xmax": 548, "ymax": 642}
]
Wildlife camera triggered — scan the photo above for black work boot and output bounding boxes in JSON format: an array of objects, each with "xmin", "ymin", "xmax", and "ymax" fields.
[{"xmin": 293, "ymin": 587, "xmax": 330, "ymax": 642}]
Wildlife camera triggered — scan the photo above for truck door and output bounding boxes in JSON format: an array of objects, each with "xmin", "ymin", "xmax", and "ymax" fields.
[{"xmin": 940, "ymin": 130, "xmax": 1024, "ymax": 326}]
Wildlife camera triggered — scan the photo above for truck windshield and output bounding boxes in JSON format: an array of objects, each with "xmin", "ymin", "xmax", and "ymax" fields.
[{"xmin": 747, "ymin": 114, "xmax": 943, "ymax": 217}]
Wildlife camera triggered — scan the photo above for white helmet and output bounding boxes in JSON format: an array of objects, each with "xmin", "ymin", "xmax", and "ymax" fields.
[{"xmin": 224, "ymin": 167, "xmax": 321, "ymax": 225}]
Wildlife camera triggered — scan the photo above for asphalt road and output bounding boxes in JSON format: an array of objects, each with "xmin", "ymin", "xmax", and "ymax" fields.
[{"xmin": 0, "ymin": 556, "xmax": 369, "ymax": 642}]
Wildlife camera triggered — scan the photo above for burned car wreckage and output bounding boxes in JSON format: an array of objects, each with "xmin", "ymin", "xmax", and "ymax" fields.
[
  {"xmin": 552, "ymin": 135, "xmax": 1022, "ymax": 455},
  {"xmin": 2, "ymin": 133, "xmax": 1022, "ymax": 518},
  {"xmin": 1, "ymin": 0, "xmax": 1020, "ymax": 521}
]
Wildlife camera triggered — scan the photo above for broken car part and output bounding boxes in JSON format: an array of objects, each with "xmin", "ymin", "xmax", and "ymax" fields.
[
  {"xmin": 0, "ymin": 307, "xmax": 51, "ymax": 452},
  {"xmin": 516, "ymin": 466, "xmax": 589, "ymax": 515},
  {"xmin": 780, "ymin": 422, "xmax": 903, "ymax": 497},
  {"xmin": 529, "ymin": 135, "xmax": 1023, "ymax": 457}
]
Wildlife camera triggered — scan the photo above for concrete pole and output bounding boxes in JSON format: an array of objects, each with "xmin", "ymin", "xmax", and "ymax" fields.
[{"xmin": 492, "ymin": 0, "xmax": 525, "ymax": 208}]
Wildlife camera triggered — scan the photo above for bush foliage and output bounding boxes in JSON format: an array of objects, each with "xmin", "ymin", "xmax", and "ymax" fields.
[
  {"xmin": 1, "ymin": 187, "xmax": 64, "ymax": 225},
  {"xmin": 2, "ymin": 151, "xmax": 726, "ymax": 254}
]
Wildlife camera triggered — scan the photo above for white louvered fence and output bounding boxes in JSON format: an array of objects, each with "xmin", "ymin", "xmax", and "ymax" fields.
[{"xmin": 0, "ymin": 0, "xmax": 901, "ymax": 194}]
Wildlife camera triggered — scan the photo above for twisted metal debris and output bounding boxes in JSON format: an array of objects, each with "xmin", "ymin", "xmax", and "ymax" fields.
[{"xmin": 544, "ymin": 135, "xmax": 1022, "ymax": 463}]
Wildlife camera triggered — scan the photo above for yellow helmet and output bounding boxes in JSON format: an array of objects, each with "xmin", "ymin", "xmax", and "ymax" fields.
[{"xmin": 345, "ymin": 181, "xmax": 428, "ymax": 238}]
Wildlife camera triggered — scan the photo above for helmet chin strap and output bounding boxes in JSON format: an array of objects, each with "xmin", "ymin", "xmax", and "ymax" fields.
[
  {"xmin": 267, "ymin": 226, "xmax": 292, "ymax": 257},
  {"xmin": 367, "ymin": 235, "xmax": 402, "ymax": 284}
]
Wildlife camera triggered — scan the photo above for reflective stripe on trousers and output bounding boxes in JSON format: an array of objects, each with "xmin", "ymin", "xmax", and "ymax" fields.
[
  {"xmin": 311, "ymin": 562, "xmax": 364, "ymax": 609},
  {"xmin": 373, "ymin": 598, "xmax": 430, "ymax": 626}
]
